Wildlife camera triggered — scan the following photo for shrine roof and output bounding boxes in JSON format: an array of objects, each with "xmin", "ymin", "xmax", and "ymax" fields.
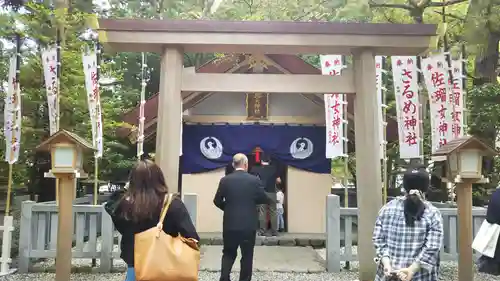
[
  {"xmin": 98, "ymin": 19, "xmax": 436, "ymax": 36},
  {"xmin": 433, "ymin": 136, "xmax": 497, "ymax": 156},
  {"xmin": 95, "ymin": 19, "xmax": 436, "ymax": 55}
]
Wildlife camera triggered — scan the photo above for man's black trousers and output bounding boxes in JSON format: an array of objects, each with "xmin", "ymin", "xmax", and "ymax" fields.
[{"xmin": 219, "ymin": 230, "xmax": 256, "ymax": 281}]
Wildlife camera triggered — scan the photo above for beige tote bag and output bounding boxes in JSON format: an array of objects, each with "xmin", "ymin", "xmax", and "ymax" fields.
[{"xmin": 134, "ymin": 194, "xmax": 200, "ymax": 281}]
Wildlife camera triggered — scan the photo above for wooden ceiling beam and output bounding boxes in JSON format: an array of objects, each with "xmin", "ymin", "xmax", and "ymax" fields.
[{"xmin": 181, "ymin": 70, "xmax": 355, "ymax": 94}]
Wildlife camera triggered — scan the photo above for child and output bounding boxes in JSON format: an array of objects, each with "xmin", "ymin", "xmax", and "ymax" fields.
[{"xmin": 276, "ymin": 187, "xmax": 285, "ymax": 232}]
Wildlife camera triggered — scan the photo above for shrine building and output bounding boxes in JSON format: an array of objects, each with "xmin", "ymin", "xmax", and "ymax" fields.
[{"xmin": 120, "ymin": 54, "xmax": 398, "ymax": 234}]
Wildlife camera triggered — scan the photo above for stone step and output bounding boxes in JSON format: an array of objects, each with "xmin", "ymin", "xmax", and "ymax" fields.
[{"xmin": 198, "ymin": 232, "xmax": 358, "ymax": 248}]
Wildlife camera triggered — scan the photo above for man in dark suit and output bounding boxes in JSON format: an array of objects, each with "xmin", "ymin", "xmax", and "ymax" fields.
[
  {"xmin": 250, "ymin": 154, "xmax": 281, "ymax": 237},
  {"xmin": 214, "ymin": 153, "xmax": 273, "ymax": 281}
]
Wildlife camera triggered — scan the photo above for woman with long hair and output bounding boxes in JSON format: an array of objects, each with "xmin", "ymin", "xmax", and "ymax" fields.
[
  {"xmin": 105, "ymin": 159, "xmax": 199, "ymax": 281},
  {"xmin": 373, "ymin": 165, "xmax": 443, "ymax": 281}
]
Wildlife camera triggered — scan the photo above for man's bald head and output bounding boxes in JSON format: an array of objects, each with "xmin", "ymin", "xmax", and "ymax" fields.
[{"xmin": 232, "ymin": 153, "xmax": 248, "ymax": 171}]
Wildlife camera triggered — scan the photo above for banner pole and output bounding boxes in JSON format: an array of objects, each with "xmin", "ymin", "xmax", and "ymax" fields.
[
  {"xmin": 460, "ymin": 46, "xmax": 467, "ymax": 135},
  {"xmin": 416, "ymin": 56, "xmax": 425, "ymax": 165},
  {"xmin": 6, "ymin": 33, "xmax": 22, "ymax": 215},
  {"xmin": 343, "ymin": 95, "xmax": 350, "ymax": 270},
  {"xmin": 93, "ymin": 156, "xmax": 98, "ymax": 205},
  {"xmin": 343, "ymin": 93, "xmax": 349, "ymax": 209},
  {"xmin": 5, "ymin": 164, "xmax": 13, "ymax": 216},
  {"xmin": 55, "ymin": 22, "xmax": 62, "ymax": 205},
  {"xmin": 381, "ymin": 56, "xmax": 388, "ymax": 204},
  {"xmin": 93, "ymin": 41, "xmax": 101, "ymax": 206}
]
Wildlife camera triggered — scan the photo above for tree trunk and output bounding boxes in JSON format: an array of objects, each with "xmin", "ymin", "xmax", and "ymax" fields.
[{"xmin": 473, "ymin": 32, "xmax": 499, "ymax": 85}]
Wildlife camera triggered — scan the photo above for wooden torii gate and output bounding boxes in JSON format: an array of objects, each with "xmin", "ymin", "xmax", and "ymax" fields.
[{"xmin": 95, "ymin": 19, "xmax": 437, "ymax": 281}]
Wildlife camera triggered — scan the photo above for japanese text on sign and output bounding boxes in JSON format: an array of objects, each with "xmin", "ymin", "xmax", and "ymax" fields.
[
  {"xmin": 392, "ymin": 56, "xmax": 421, "ymax": 159},
  {"xmin": 450, "ymin": 59, "xmax": 464, "ymax": 139},
  {"xmin": 321, "ymin": 54, "xmax": 346, "ymax": 159},
  {"xmin": 422, "ymin": 54, "xmax": 453, "ymax": 153},
  {"xmin": 82, "ymin": 52, "xmax": 104, "ymax": 158},
  {"xmin": 41, "ymin": 47, "xmax": 59, "ymax": 135},
  {"xmin": 4, "ymin": 56, "xmax": 22, "ymax": 164}
]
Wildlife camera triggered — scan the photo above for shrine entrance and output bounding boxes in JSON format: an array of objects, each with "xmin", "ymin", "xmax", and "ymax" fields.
[
  {"xmin": 96, "ymin": 18, "xmax": 437, "ymax": 280},
  {"xmin": 224, "ymin": 146, "xmax": 289, "ymax": 232}
]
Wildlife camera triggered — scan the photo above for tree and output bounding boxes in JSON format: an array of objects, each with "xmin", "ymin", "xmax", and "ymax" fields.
[{"xmin": 0, "ymin": 2, "xmax": 144, "ymax": 199}]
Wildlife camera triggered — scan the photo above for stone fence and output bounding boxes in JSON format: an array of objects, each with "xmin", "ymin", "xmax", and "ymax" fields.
[
  {"xmin": 17, "ymin": 193, "xmax": 485, "ymax": 273},
  {"xmin": 325, "ymin": 194, "xmax": 487, "ymax": 272}
]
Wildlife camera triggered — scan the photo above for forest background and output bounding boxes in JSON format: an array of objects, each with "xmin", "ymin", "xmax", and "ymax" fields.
[{"xmin": 0, "ymin": 0, "xmax": 499, "ymax": 204}]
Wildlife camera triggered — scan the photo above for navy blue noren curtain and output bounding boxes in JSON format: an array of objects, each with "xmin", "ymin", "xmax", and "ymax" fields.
[{"xmin": 181, "ymin": 124, "xmax": 330, "ymax": 174}]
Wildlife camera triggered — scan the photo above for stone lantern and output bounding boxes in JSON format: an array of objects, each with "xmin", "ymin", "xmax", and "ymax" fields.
[
  {"xmin": 433, "ymin": 136, "xmax": 495, "ymax": 184},
  {"xmin": 432, "ymin": 135, "xmax": 498, "ymax": 281},
  {"xmin": 36, "ymin": 130, "xmax": 94, "ymax": 281}
]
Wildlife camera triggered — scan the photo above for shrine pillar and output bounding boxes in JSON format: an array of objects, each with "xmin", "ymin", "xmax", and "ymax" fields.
[
  {"xmin": 353, "ymin": 49, "xmax": 383, "ymax": 281},
  {"xmin": 156, "ymin": 47, "xmax": 183, "ymax": 193}
]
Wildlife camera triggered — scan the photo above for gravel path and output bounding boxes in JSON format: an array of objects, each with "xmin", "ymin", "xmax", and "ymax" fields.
[
  {"xmin": 0, "ymin": 268, "xmax": 494, "ymax": 281},
  {"xmin": 2, "ymin": 244, "xmax": 494, "ymax": 281}
]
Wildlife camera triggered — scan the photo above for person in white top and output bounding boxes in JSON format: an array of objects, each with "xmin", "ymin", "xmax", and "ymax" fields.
[{"xmin": 276, "ymin": 188, "xmax": 285, "ymax": 232}]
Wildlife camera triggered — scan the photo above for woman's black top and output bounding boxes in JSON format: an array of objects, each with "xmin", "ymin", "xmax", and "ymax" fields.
[{"xmin": 104, "ymin": 190, "xmax": 200, "ymax": 266}]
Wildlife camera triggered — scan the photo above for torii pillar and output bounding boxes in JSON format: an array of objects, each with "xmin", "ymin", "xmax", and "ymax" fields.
[
  {"xmin": 156, "ymin": 47, "xmax": 183, "ymax": 193},
  {"xmin": 353, "ymin": 49, "xmax": 383, "ymax": 280}
]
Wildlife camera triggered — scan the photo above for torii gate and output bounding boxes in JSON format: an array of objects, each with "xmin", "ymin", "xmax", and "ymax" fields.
[{"xmin": 94, "ymin": 19, "xmax": 437, "ymax": 281}]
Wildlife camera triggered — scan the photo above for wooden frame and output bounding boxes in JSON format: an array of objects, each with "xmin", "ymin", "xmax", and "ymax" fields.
[{"xmin": 181, "ymin": 71, "xmax": 355, "ymax": 93}]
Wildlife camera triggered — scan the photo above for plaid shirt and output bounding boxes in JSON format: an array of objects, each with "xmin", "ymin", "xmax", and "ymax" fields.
[{"xmin": 373, "ymin": 197, "xmax": 443, "ymax": 281}]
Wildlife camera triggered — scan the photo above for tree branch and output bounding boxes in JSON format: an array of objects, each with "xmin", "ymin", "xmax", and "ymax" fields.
[
  {"xmin": 428, "ymin": 0, "xmax": 467, "ymax": 7},
  {"xmin": 292, "ymin": 0, "xmax": 329, "ymax": 21},
  {"xmin": 433, "ymin": 10, "xmax": 466, "ymax": 21},
  {"xmin": 158, "ymin": 0, "xmax": 167, "ymax": 16},
  {"xmin": 368, "ymin": 1, "xmax": 412, "ymax": 10}
]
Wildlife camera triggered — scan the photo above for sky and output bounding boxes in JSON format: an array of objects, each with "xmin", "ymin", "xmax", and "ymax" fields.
[{"xmin": 2, "ymin": 0, "xmax": 111, "ymax": 50}]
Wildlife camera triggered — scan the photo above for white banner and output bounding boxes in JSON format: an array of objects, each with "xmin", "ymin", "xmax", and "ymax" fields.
[
  {"xmin": 321, "ymin": 55, "xmax": 346, "ymax": 159},
  {"xmin": 4, "ymin": 56, "xmax": 22, "ymax": 164},
  {"xmin": 82, "ymin": 52, "xmax": 103, "ymax": 158},
  {"xmin": 137, "ymin": 53, "xmax": 146, "ymax": 158},
  {"xmin": 320, "ymin": 55, "xmax": 344, "ymax": 76},
  {"xmin": 324, "ymin": 94, "xmax": 345, "ymax": 158},
  {"xmin": 137, "ymin": 99, "xmax": 145, "ymax": 157},
  {"xmin": 376, "ymin": 56, "xmax": 386, "ymax": 159},
  {"xmin": 41, "ymin": 47, "xmax": 59, "ymax": 135},
  {"xmin": 451, "ymin": 59, "xmax": 464, "ymax": 139},
  {"xmin": 422, "ymin": 54, "xmax": 453, "ymax": 152},
  {"xmin": 392, "ymin": 56, "xmax": 421, "ymax": 159}
]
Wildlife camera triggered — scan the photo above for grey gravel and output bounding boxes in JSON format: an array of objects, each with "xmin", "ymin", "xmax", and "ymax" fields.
[
  {"xmin": 0, "ymin": 269, "xmax": 496, "ymax": 281},
  {"xmin": 2, "ymin": 244, "xmax": 496, "ymax": 281}
]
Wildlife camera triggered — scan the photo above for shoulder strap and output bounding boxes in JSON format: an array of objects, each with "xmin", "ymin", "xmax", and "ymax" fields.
[{"xmin": 158, "ymin": 193, "xmax": 174, "ymax": 225}]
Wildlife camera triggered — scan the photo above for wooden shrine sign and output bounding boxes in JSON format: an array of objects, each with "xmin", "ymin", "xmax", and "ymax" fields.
[{"xmin": 246, "ymin": 93, "xmax": 269, "ymax": 120}]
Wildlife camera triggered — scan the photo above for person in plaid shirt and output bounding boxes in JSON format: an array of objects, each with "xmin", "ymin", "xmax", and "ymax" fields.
[{"xmin": 373, "ymin": 165, "xmax": 443, "ymax": 281}]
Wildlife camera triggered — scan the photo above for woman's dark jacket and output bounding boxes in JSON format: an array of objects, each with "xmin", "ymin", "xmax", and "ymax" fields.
[
  {"xmin": 486, "ymin": 188, "xmax": 500, "ymax": 261},
  {"xmin": 104, "ymin": 190, "xmax": 200, "ymax": 266}
]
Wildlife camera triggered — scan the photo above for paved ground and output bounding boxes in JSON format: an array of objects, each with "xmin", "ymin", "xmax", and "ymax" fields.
[
  {"xmin": 200, "ymin": 246, "xmax": 325, "ymax": 272},
  {"xmin": 0, "ymin": 246, "xmax": 493, "ymax": 281},
  {"xmin": 0, "ymin": 264, "xmax": 493, "ymax": 281}
]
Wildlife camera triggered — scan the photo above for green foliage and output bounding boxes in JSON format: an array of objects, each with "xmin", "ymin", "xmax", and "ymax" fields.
[
  {"xmin": 468, "ymin": 83, "xmax": 500, "ymax": 202},
  {"xmin": 0, "ymin": 0, "xmax": 497, "ymax": 207},
  {"xmin": 0, "ymin": 2, "xmax": 142, "ymax": 189}
]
